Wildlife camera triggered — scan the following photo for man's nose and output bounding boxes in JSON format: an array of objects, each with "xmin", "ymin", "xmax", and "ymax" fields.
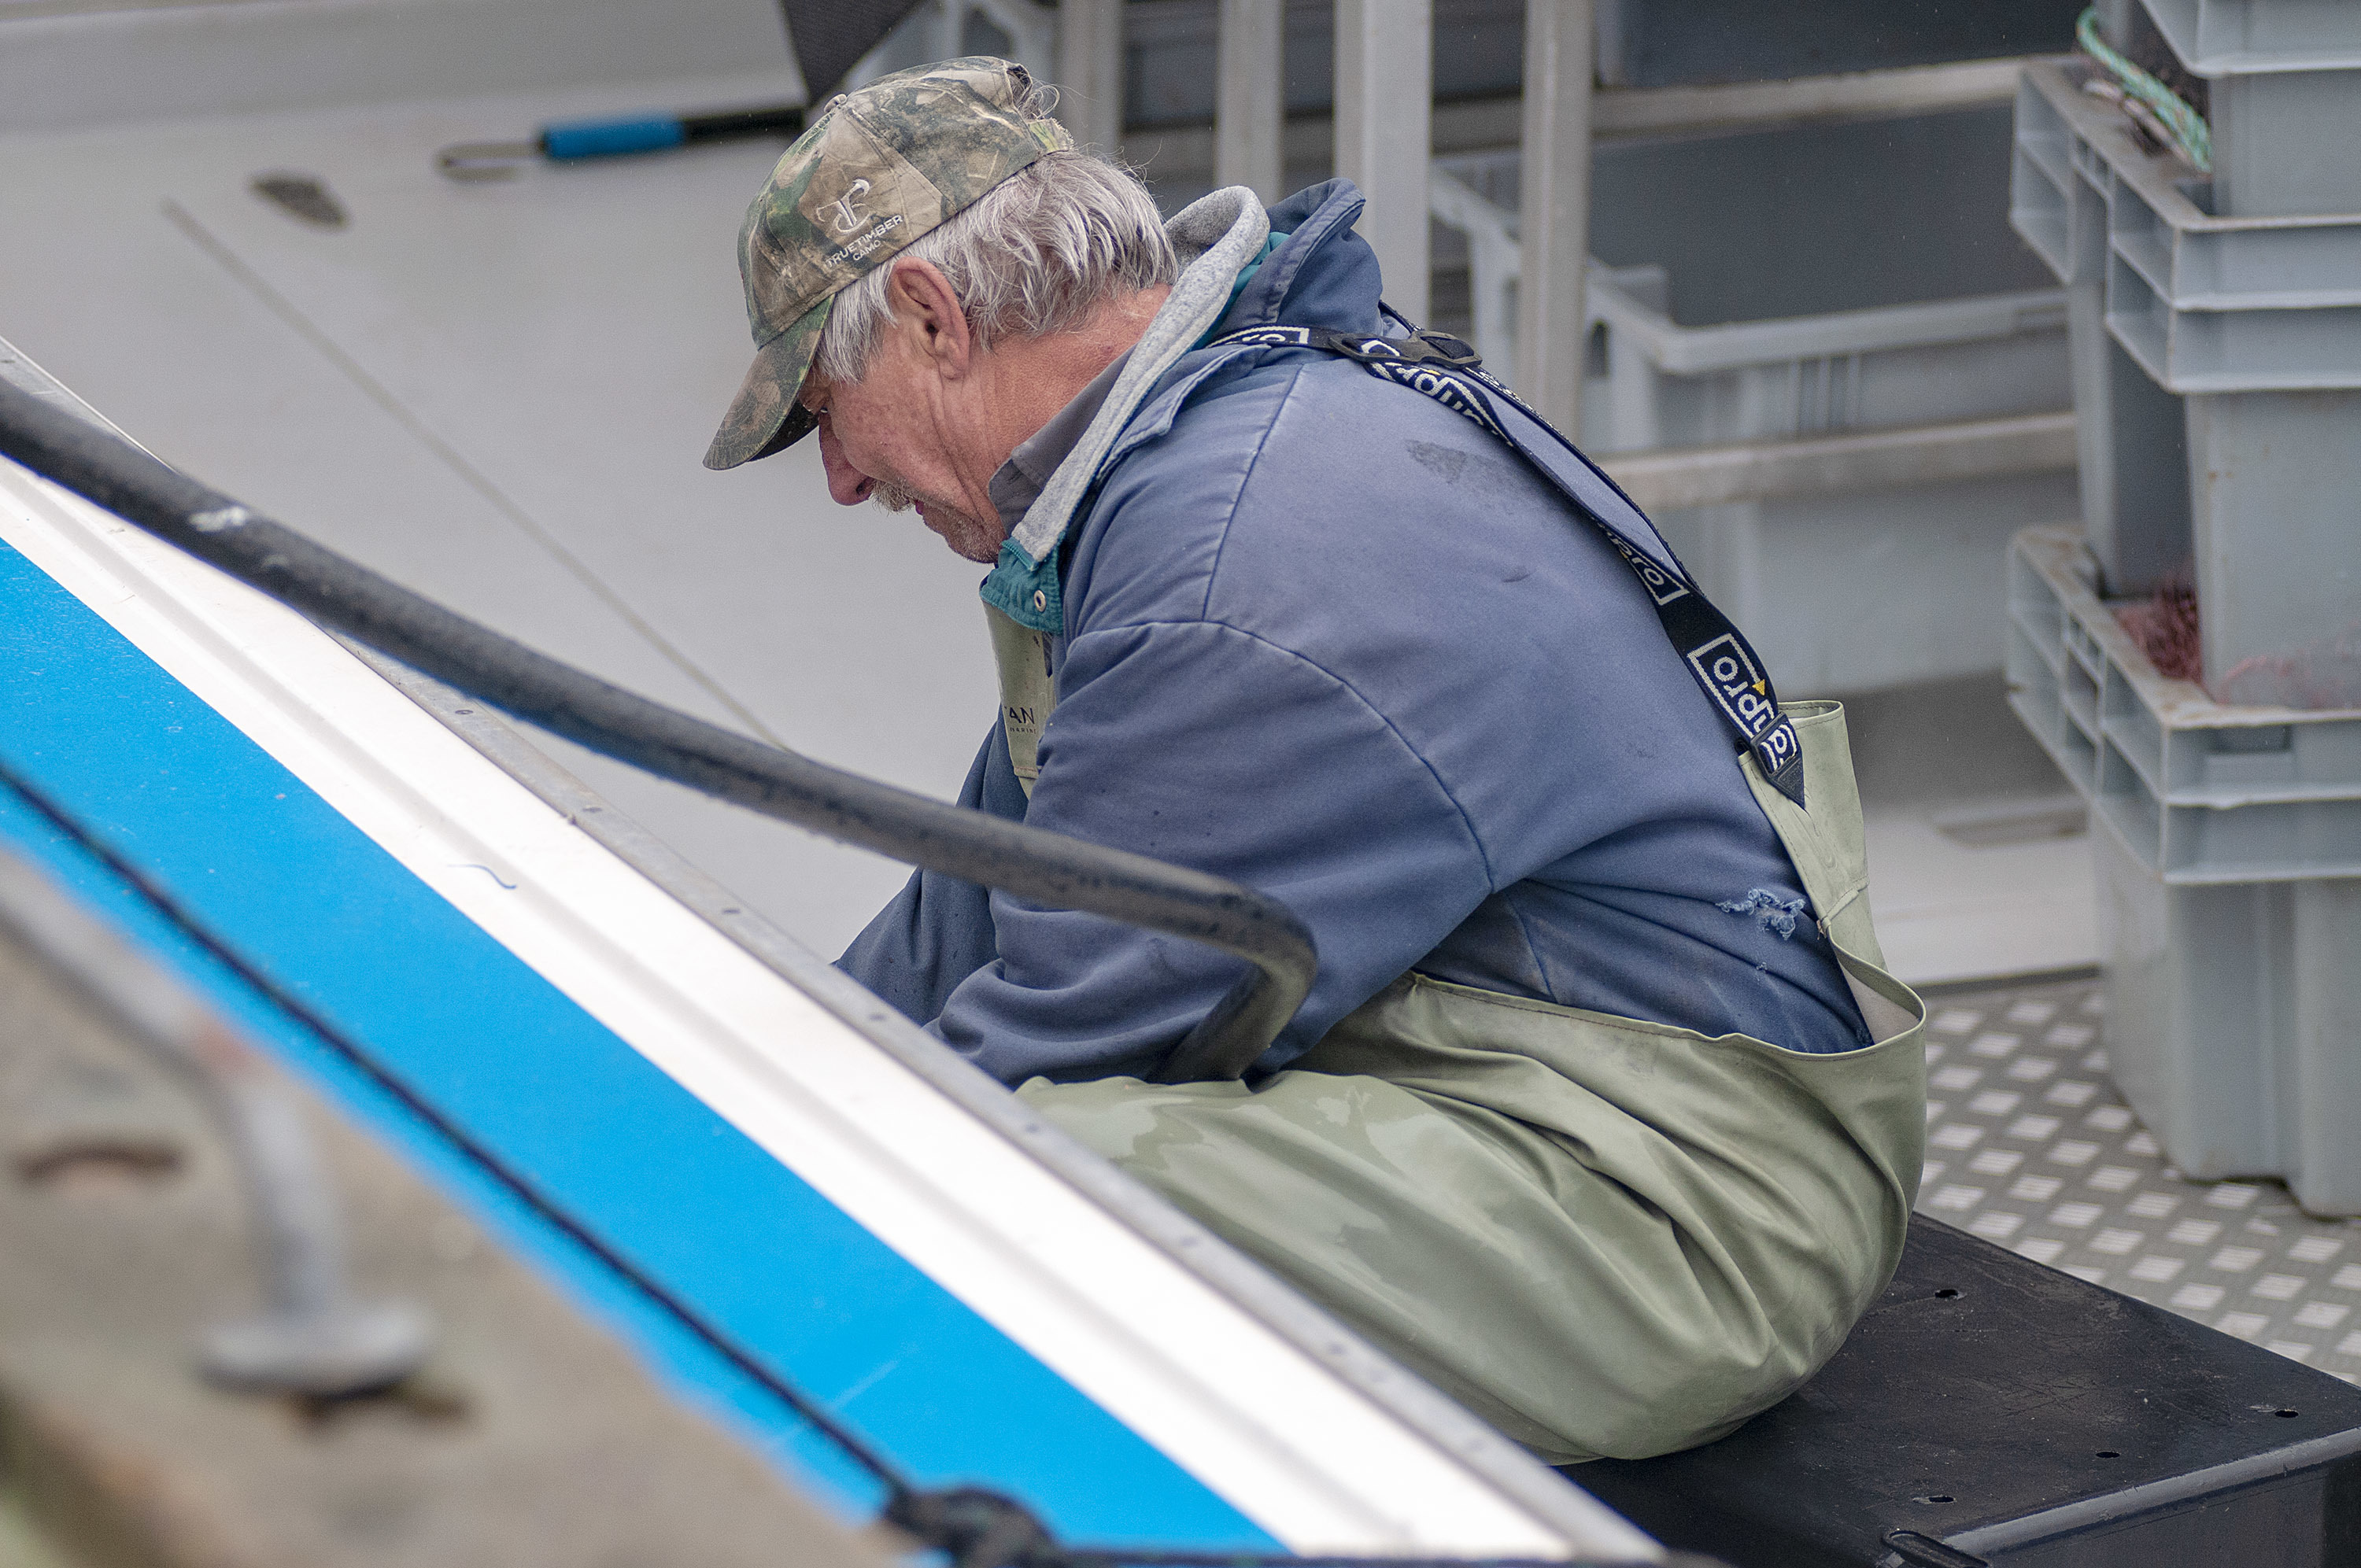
[{"xmin": 816, "ymin": 422, "xmax": 874, "ymax": 507}]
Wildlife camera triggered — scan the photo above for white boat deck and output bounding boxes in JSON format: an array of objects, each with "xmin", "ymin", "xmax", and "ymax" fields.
[
  {"xmin": 1864, "ymin": 800, "xmax": 2094, "ymax": 987},
  {"xmin": 1, "ymin": 3, "xmax": 996, "ymax": 961}
]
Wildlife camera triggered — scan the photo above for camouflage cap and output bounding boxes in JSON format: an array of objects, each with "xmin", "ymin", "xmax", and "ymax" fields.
[{"xmin": 703, "ymin": 56, "xmax": 1073, "ymax": 470}]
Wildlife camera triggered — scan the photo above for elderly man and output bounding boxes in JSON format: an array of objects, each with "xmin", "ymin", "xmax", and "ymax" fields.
[{"xmin": 705, "ymin": 58, "xmax": 1926, "ymax": 1463}]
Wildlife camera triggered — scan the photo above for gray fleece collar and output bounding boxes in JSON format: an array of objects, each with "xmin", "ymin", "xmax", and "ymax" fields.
[{"xmin": 978, "ymin": 186, "xmax": 1270, "ymax": 633}]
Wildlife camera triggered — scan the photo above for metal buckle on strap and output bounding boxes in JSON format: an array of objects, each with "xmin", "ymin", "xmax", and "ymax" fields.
[
  {"xmin": 1321, "ymin": 330, "xmax": 1483, "ymax": 371},
  {"xmin": 1208, "ymin": 325, "xmax": 1482, "ymax": 371}
]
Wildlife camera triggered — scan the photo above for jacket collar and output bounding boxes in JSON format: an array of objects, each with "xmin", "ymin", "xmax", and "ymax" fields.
[{"xmin": 978, "ymin": 186, "xmax": 1269, "ymax": 633}]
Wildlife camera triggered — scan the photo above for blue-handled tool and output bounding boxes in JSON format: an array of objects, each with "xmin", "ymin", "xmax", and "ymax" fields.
[{"xmin": 437, "ymin": 102, "xmax": 806, "ymax": 180}]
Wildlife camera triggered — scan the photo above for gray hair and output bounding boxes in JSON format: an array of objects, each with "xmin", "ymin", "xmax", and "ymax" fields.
[{"xmin": 813, "ymin": 149, "xmax": 1177, "ymax": 382}]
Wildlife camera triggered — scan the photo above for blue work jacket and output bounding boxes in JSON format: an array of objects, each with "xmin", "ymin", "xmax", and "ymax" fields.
[{"xmin": 841, "ymin": 179, "xmax": 1871, "ymax": 1083}]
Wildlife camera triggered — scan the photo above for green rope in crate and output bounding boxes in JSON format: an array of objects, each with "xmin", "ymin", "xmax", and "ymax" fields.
[{"xmin": 2076, "ymin": 6, "xmax": 2213, "ymax": 172}]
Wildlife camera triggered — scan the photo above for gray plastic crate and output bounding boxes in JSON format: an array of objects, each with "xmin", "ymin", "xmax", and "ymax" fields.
[
  {"xmin": 2110, "ymin": 251, "xmax": 2361, "ymax": 389},
  {"xmin": 2005, "ymin": 525, "xmax": 2361, "ymax": 882},
  {"xmin": 2137, "ymin": 0, "xmax": 2361, "ymax": 216},
  {"xmin": 2014, "ymin": 62, "xmax": 2361, "ymax": 699},
  {"xmin": 2095, "ymin": 825, "xmax": 2361, "ymax": 1216},
  {"xmin": 2206, "ymin": 65, "xmax": 2361, "ymax": 218},
  {"xmin": 2184, "ymin": 387, "xmax": 2361, "ymax": 707},
  {"xmin": 2141, "ymin": 0, "xmax": 2361, "ymax": 72},
  {"xmin": 2017, "ymin": 63, "xmax": 2361, "ymax": 311},
  {"xmin": 1577, "ymin": 107, "xmax": 2075, "ymax": 695},
  {"xmin": 1431, "ymin": 116, "xmax": 2077, "ymax": 695},
  {"xmin": 1582, "ymin": 264, "xmax": 2075, "ymax": 692},
  {"xmin": 2013, "ymin": 61, "xmax": 2361, "ymax": 393},
  {"xmin": 1576, "ymin": 264, "xmax": 2075, "ymax": 695},
  {"xmin": 1650, "ymin": 468, "xmax": 2076, "ymax": 695},
  {"xmin": 2065, "ymin": 297, "xmax": 2190, "ymax": 597},
  {"xmin": 2011, "ymin": 65, "xmax": 2192, "ymax": 596},
  {"xmin": 1583, "ymin": 271, "xmax": 2070, "ymax": 451},
  {"xmin": 1577, "ymin": 260, "xmax": 2078, "ymax": 694},
  {"xmin": 2014, "ymin": 522, "xmax": 2361, "ymax": 1213},
  {"xmin": 1446, "ymin": 105, "xmax": 2071, "ymax": 450}
]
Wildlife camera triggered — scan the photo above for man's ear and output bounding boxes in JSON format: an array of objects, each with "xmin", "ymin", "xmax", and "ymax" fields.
[{"xmin": 885, "ymin": 258, "xmax": 974, "ymax": 379}]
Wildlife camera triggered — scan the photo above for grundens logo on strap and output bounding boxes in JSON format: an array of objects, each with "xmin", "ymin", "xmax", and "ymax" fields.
[
  {"xmin": 1687, "ymin": 633, "xmax": 1777, "ymax": 740},
  {"xmin": 1609, "ymin": 537, "xmax": 1689, "ymax": 607}
]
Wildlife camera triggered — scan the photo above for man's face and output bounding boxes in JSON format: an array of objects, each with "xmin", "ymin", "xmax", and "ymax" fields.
[
  {"xmin": 804, "ymin": 366, "xmax": 1006, "ymax": 565},
  {"xmin": 796, "ymin": 261, "xmax": 1010, "ymax": 566}
]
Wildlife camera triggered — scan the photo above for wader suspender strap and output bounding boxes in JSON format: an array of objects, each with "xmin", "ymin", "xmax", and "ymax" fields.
[{"xmin": 1204, "ymin": 324, "xmax": 1808, "ymax": 809}]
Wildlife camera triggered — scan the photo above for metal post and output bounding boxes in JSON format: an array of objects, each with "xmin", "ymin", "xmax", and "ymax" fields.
[
  {"xmin": 1516, "ymin": 0, "xmax": 1593, "ymax": 431},
  {"xmin": 1216, "ymin": 0, "xmax": 1285, "ymax": 203},
  {"xmin": 0, "ymin": 844, "xmax": 430, "ymax": 1398},
  {"xmin": 1055, "ymin": 0, "xmax": 1124, "ymax": 157},
  {"xmin": 970, "ymin": 0, "xmax": 1062, "ymax": 83},
  {"xmin": 1334, "ymin": 0, "xmax": 1432, "ymax": 324},
  {"xmin": 1427, "ymin": 169, "xmax": 1520, "ymax": 372}
]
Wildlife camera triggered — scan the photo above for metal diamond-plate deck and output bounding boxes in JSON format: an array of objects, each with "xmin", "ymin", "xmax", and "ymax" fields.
[{"xmin": 1914, "ymin": 974, "xmax": 2361, "ymax": 1386}]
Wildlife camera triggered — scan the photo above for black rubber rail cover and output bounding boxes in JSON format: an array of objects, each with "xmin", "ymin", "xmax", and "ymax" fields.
[{"xmin": 1574, "ymin": 1214, "xmax": 2361, "ymax": 1567}]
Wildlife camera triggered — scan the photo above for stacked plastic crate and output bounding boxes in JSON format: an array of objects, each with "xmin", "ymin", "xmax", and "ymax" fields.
[
  {"xmin": 1433, "ymin": 105, "xmax": 2078, "ymax": 697},
  {"xmin": 2007, "ymin": 0, "xmax": 2361, "ymax": 1214}
]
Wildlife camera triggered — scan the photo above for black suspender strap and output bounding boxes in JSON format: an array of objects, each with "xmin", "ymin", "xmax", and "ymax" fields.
[{"xmin": 1204, "ymin": 323, "xmax": 1808, "ymax": 810}]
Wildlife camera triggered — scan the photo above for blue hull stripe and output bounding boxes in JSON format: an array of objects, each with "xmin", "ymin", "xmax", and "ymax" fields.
[{"xmin": 0, "ymin": 534, "xmax": 1271, "ymax": 1547}]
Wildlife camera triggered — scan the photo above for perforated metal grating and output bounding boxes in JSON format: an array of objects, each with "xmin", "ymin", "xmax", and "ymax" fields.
[{"xmin": 1915, "ymin": 974, "xmax": 2361, "ymax": 1385}]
